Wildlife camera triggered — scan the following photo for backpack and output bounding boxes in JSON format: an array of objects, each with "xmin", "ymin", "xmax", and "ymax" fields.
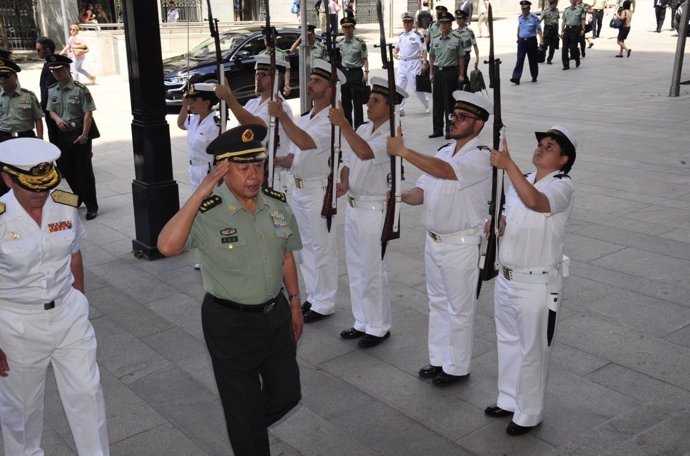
[{"xmin": 469, "ymin": 68, "xmax": 486, "ymax": 93}]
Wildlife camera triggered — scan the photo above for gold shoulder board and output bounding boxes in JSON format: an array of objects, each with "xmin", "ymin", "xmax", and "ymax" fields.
[
  {"xmin": 262, "ymin": 187, "xmax": 286, "ymax": 203},
  {"xmin": 51, "ymin": 190, "xmax": 79, "ymax": 207},
  {"xmin": 199, "ymin": 195, "xmax": 223, "ymax": 213},
  {"xmin": 0, "ymin": 202, "xmax": 5, "ymax": 215}
]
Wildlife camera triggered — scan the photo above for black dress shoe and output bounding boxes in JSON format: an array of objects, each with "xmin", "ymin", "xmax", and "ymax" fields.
[
  {"xmin": 418, "ymin": 364, "xmax": 443, "ymax": 378},
  {"xmin": 301, "ymin": 301, "xmax": 312, "ymax": 315},
  {"xmin": 428, "ymin": 132, "xmax": 444, "ymax": 138},
  {"xmin": 358, "ymin": 331, "xmax": 390, "ymax": 348},
  {"xmin": 509, "ymin": 78, "xmax": 520, "ymax": 85},
  {"xmin": 576, "ymin": 60, "xmax": 581, "ymax": 68},
  {"xmin": 303, "ymin": 310, "xmax": 330, "ymax": 323},
  {"xmin": 85, "ymin": 209, "xmax": 98, "ymax": 220},
  {"xmin": 562, "ymin": 67, "xmax": 569, "ymax": 70},
  {"xmin": 340, "ymin": 327, "xmax": 365, "ymax": 339},
  {"xmin": 531, "ymin": 77, "xmax": 537, "ymax": 83},
  {"xmin": 484, "ymin": 405, "xmax": 513, "ymax": 418},
  {"xmin": 546, "ymin": 60, "xmax": 552, "ymax": 64},
  {"xmin": 432, "ymin": 371, "xmax": 469, "ymax": 386},
  {"xmin": 506, "ymin": 421, "xmax": 538, "ymax": 436}
]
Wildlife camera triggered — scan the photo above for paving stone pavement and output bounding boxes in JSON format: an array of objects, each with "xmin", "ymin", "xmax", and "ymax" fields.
[{"xmin": 1, "ymin": 8, "xmax": 689, "ymax": 456}]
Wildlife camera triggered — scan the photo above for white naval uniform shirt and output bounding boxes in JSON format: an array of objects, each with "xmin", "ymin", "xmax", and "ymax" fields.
[
  {"xmin": 244, "ymin": 95, "xmax": 294, "ymax": 159},
  {"xmin": 342, "ymin": 121, "xmax": 389, "ymax": 196},
  {"xmin": 0, "ymin": 191, "xmax": 85, "ymax": 305},
  {"xmin": 187, "ymin": 113, "xmax": 218, "ymax": 165},
  {"xmin": 395, "ymin": 30, "xmax": 425, "ymax": 60},
  {"xmin": 416, "ymin": 138, "xmax": 492, "ymax": 234},
  {"xmin": 499, "ymin": 171, "xmax": 573, "ymax": 269},
  {"xmin": 289, "ymin": 107, "xmax": 332, "ymax": 180}
]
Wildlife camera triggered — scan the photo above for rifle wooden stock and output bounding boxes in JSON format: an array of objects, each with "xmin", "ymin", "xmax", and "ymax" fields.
[
  {"xmin": 320, "ymin": 16, "xmax": 340, "ymax": 232},
  {"xmin": 206, "ymin": 0, "xmax": 226, "ymax": 134},
  {"xmin": 377, "ymin": 0, "xmax": 401, "ymax": 259}
]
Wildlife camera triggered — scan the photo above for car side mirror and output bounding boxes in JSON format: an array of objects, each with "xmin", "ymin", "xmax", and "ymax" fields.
[{"xmin": 234, "ymin": 50, "xmax": 252, "ymax": 60}]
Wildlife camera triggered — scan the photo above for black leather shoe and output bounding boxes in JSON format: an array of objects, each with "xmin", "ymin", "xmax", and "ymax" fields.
[
  {"xmin": 418, "ymin": 364, "xmax": 443, "ymax": 378},
  {"xmin": 509, "ymin": 78, "xmax": 520, "ymax": 85},
  {"xmin": 303, "ymin": 310, "xmax": 330, "ymax": 323},
  {"xmin": 85, "ymin": 209, "xmax": 98, "ymax": 220},
  {"xmin": 576, "ymin": 60, "xmax": 581, "ymax": 68},
  {"xmin": 506, "ymin": 421, "xmax": 538, "ymax": 436},
  {"xmin": 432, "ymin": 371, "xmax": 469, "ymax": 386},
  {"xmin": 531, "ymin": 77, "xmax": 537, "ymax": 83},
  {"xmin": 562, "ymin": 67, "xmax": 569, "ymax": 70},
  {"xmin": 428, "ymin": 132, "xmax": 444, "ymax": 138},
  {"xmin": 340, "ymin": 327, "xmax": 365, "ymax": 339},
  {"xmin": 484, "ymin": 405, "xmax": 513, "ymax": 418},
  {"xmin": 301, "ymin": 301, "xmax": 311, "ymax": 315},
  {"xmin": 358, "ymin": 331, "xmax": 390, "ymax": 348}
]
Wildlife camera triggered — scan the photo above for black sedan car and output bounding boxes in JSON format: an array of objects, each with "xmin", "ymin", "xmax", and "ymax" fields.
[{"xmin": 163, "ymin": 28, "xmax": 304, "ymax": 106}]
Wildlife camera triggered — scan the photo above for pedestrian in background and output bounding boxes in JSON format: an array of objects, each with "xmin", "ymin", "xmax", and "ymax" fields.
[
  {"xmin": 167, "ymin": 1, "xmax": 180, "ymax": 22},
  {"xmin": 540, "ymin": 0, "xmax": 560, "ymax": 64},
  {"xmin": 654, "ymin": 0, "xmax": 669, "ymax": 32},
  {"xmin": 36, "ymin": 37, "xmax": 59, "ymax": 144},
  {"xmin": 477, "ymin": 0, "xmax": 490, "ymax": 38},
  {"xmin": 394, "ymin": 12, "xmax": 430, "ymax": 115},
  {"xmin": 338, "ymin": 17, "xmax": 369, "ymax": 128},
  {"xmin": 616, "ymin": 0, "xmax": 633, "ymax": 57},
  {"xmin": 510, "ymin": 0, "xmax": 543, "ymax": 85},
  {"xmin": 560, "ymin": 0, "xmax": 584, "ymax": 70},
  {"xmin": 60, "ymin": 23, "xmax": 96, "ymax": 85},
  {"xmin": 428, "ymin": 10, "xmax": 462, "ymax": 139}
]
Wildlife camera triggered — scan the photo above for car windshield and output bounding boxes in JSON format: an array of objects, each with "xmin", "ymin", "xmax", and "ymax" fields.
[{"xmin": 187, "ymin": 34, "xmax": 244, "ymax": 60}]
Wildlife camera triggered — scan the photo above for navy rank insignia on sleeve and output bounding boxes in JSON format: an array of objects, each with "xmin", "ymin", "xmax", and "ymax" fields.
[
  {"xmin": 0, "ymin": 202, "xmax": 5, "ymax": 215},
  {"xmin": 51, "ymin": 189, "xmax": 79, "ymax": 207},
  {"xmin": 262, "ymin": 186, "xmax": 286, "ymax": 203},
  {"xmin": 199, "ymin": 195, "xmax": 222, "ymax": 213}
]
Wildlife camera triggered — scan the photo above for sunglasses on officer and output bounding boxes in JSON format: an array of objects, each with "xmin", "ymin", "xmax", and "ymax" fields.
[{"xmin": 0, "ymin": 72, "xmax": 13, "ymax": 79}]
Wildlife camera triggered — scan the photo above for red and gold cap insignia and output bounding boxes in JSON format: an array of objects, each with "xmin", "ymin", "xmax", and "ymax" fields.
[{"xmin": 242, "ymin": 129, "xmax": 254, "ymax": 143}]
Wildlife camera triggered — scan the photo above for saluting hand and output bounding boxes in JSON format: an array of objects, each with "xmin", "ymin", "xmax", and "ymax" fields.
[
  {"xmin": 0, "ymin": 348, "xmax": 9, "ymax": 377},
  {"xmin": 196, "ymin": 160, "xmax": 230, "ymax": 197}
]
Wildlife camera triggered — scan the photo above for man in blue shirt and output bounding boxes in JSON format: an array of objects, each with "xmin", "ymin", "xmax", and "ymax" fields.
[{"xmin": 510, "ymin": 0, "xmax": 543, "ymax": 85}]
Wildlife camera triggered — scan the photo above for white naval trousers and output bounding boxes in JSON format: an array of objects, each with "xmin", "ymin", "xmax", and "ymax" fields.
[
  {"xmin": 424, "ymin": 232, "xmax": 480, "ymax": 376},
  {"xmin": 290, "ymin": 179, "xmax": 338, "ymax": 315},
  {"xmin": 189, "ymin": 162, "xmax": 212, "ymax": 191},
  {"xmin": 344, "ymin": 201, "xmax": 391, "ymax": 337},
  {"xmin": 0, "ymin": 287, "xmax": 109, "ymax": 456},
  {"xmin": 396, "ymin": 59, "xmax": 430, "ymax": 111},
  {"xmin": 493, "ymin": 273, "xmax": 561, "ymax": 427}
]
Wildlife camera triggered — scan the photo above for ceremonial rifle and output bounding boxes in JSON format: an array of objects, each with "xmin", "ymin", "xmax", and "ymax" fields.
[
  {"xmin": 320, "ymin": 12, "xmax": 341, "ymax": 232},
  {"xmin": 477, "ymin": 3, "xmax": 504, "ymax": 298},
  {"xmin": 264, "ymin": 0, "xmax": 280, "ymax": 190},
  {"xmin": 206, "ymin": 0, "xmax": 227, "ymax": 133},
  {"xmin": 376, "ymin": 0, "xmax": 402, "ymax": 259}
]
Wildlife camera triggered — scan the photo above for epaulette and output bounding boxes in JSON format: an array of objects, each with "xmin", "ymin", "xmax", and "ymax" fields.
[
  {"xmin": 0, "ymin": 202, "xmax": 5, "ymax": 215},
  {"xmin": 51, "ymin": 189, "xmax": 79, "ymax": 207},
  {"xmin": 554, "ymin": 173, "xmax": 571, "ymax": 179},
  {"xmin": 354, "ymin": 35, "xmax": 366, "ymax": 43},
  {"xmin": 20, "ymin": 87, "xmax": 36, "ymax": 96},
  {"xmin": 74, "ymin": 81, "xmax": 87, "ymax": 89},
  {"xmin": 438, "ymin": 143, "xmax": 451, "ymax": 151},
  {"xmin": 301, "ymin": 110, "xmax": 311, "ymax": 117},
  {"xmin": 199, "ymin": 195, "xmax": 222, "ymax": 213},
  {"xmin": 262, "ymin": 186, "xmax": 287, "ymax": 203},
  {"xmin": 48, "ymin": 82, "xmax": 58, "ymax": 89},
  {"xmin": 414, "ymin": 30, "xmax": 424, "ymax": 39},
  {"xmin": 478, "ymin": 145, "xmax": 490, "ymax": 150}
]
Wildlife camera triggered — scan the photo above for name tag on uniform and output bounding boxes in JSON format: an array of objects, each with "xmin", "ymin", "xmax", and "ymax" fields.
[{"xmin": 221, "ymin": 236, "xmax": 239, "ymax": 243}]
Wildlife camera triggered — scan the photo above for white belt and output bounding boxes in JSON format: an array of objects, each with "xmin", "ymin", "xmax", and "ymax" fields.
[
  {"xmin": 427, "ymin": 230, "xmax": 481, "ymax": 245},
  {"xmin": 0, "ymin": 296, "xmax": 63, "ymax": 311},
  {"xmin": 500, "ymin": 264, "xmax": 554, "ymax": 283},
  {"xmin": 293, "ymin": 176, "xmax": 327, "ymax": 189},
  {"xmin": 348, "ymin": 195, "xmax": 386, "ymax": 210},
  {"xmin": 399, "ymin": 57, "xmax": 421, "ymax": 61}
]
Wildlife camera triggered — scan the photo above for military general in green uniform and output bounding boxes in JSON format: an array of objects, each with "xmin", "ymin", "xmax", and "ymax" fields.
[
  {"xmin": 0, "ymin": 57, "xmax": 44, "ymax": 195},
  {"xmin": 338, "ymin": 17, "xmax": 369, "ymax": 128},
  {"xmin": 429, "ymin": 10, "xmax": 463, "ymax": 139},
  {"xmin": 158, "ymin": 124, "xmax": 303, "ymax": 456}
]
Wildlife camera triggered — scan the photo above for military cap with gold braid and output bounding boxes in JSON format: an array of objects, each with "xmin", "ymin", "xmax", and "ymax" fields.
[
  {"xmin": 0, "ymin": 138, "xmax": 61, "ymax": 192},
  {"xmin": 44, "ymin": 54, "xmax": 72, "ymax": 70},
  {"xmin": 207, "ymin": 124, "xmax": 267, "ymax": 163},
  {"xmin": 451, "ymin": 90, "xmax": 493, "ymax": 122},
  {"xmin": 0, "ymin": 57, "xmax": 21, "ymax": 74}
]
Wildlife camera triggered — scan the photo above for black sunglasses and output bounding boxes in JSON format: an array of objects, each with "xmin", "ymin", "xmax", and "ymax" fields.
[{"xmin": 0, "ymin": 73, "xmax": 13, "ymax": 79}]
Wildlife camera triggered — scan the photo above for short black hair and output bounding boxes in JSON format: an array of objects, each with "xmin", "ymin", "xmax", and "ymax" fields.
[{"xmin": 36, "ymin": 37, "xmax": 56, "ymax": 54}]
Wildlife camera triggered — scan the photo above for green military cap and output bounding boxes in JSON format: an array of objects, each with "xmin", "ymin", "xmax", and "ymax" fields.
[
  {"xmin": 340, "ymin": 17, "xmax": 356, "ymax": 27},
  {"xmin": 307, "ymin": 24, "xmax": 317, "ymax": 33},
  {"xmin": 455, "ymin": 9, "xmax": 468, "ymax": 18},
  {"xmin": 0, "ymin": 138, "xmax": 61, "ymax": 192},
  {"xmin": 45, "ymin": 54, "xmax": 72, "ymax": 70},
  {"xmin": 0, "ymin": 57, "xmax": 20, "ymax": 74},
  {"xmin": 452, "ymin": 90, "xmax": 493, "ymax": 121},
  {"xmin": 435, "ymin": 5, "xmax": 448, "ymax": 11},
  {"xmin": 369, "ymin": 76, "xmax": 408, "ymax": 105},
  {"xmin": 437, "ymin": 11, "xmax": 455, "ymax": 22},
  {"xmin": 535, "ymin": 125, "xmax": 577, "ymax": 173},
  {"xmin": 207, "ymin": 124, "xmax": 267, "ymax": 163}
]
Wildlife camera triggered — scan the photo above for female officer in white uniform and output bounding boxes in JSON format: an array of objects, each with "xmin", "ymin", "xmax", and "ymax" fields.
[{"xmin": 484, "ymin": 125, "xmax": 576, "ymax": 436}]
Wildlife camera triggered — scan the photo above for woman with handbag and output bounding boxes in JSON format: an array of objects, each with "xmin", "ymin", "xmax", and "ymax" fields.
[
  {"xmin": 615, "ymin": 0, "xmax": 633, "ymax": 58},
  {"xmin": 60, "ymin": 23, "xmax": 96, "ymax": 84}
]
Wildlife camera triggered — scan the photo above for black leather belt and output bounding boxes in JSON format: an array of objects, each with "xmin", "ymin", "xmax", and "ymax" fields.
[
  {"xmin": 44, "ymin": 301, "xmax": 55, "ymax": 310},
  {"xmin": 0, "ymin": 130, "xmax": 34, "ymax": 138},
  {"xmin": 434, "ymin": 65, "xmax": 457, "ymax": 71},
  {"xmin": 342, "ymin": 67, "xmax": 362, "ymax": 71},
  {"xmin": 213, "ymin": 294, "xmax": 279, "ymax": 313}
]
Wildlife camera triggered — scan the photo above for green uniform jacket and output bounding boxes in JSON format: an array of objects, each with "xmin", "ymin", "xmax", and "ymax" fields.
[
  {"xmin": 187, "ymin": 185, "xmax": 302, "ymax": 304},
  {"xmin": 338, "ymin": 35, "xmax": 368, "ymax": 69},
  {"xmin": 46, "ymin": 80, "xmax": 96, "ymax": 125},
  {"xmin": 0, "ymin": 86, "xmax": 44, "ymax": 133}
]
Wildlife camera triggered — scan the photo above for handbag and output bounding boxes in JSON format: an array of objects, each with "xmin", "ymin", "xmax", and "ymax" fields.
[
  {"xmin": 73, "ymin": 44, "xmax": 89, "ymax": 57},
  {"xmin": 537, "ymin": 44, "xmax": 547, "ymax": 63},
  {"xmin": 415, "ymin": 63, "xmax": 432, "ymax": 93},
  {"xmin": 610, "ymin": 16, "xmax": 624, "ymax": 28},
  {"xmin": 469, "ymin": 68, "xmax": 486, "ymax": 93}
]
